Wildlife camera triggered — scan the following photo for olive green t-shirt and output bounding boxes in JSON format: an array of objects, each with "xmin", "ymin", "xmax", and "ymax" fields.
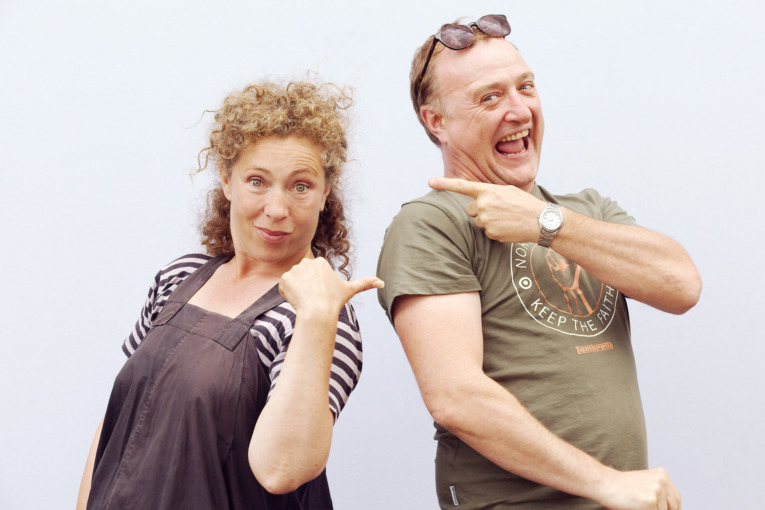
[{"xmin": 377, "ymin": 184, "xmax": 647, "ymax": 509}]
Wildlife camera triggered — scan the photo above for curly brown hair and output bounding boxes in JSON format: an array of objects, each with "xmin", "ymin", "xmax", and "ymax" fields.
[
  {"xmin": 197, "ymin": 79, "xmax": 354, "ymax": 278},
  {"xmin": 410, "ymin": 24, "xmax": 496, "ymax": 146}
]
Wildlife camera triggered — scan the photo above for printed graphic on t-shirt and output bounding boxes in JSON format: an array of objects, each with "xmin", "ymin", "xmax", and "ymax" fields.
[{"xmin": 510, "ymin": 243, "xmax": 619, "ymax": 337}]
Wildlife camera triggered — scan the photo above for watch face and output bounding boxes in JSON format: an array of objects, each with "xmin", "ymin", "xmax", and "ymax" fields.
[{"xmin": 541, "ymin": 209, "xmax": 562, "ymax": 230}]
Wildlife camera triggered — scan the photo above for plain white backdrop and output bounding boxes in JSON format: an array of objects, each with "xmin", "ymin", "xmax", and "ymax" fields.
[{"xmin": 1, "ymin": 1, "xmax": 763, "ymax": 508}]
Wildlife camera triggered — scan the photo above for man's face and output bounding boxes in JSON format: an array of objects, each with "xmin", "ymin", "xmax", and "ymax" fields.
[{"xmin": 427, "ymin": 38, "xmax": 544, "ymax": 191}]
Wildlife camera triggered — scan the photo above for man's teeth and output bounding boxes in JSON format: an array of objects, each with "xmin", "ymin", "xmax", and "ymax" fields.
[{"xmin": 499, "ymin": 129, "xmax": 530, "ymax": 142}]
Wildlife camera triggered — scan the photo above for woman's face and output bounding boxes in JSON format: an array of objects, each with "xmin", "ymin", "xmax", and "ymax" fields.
[{"xmin": 221, "ymin": 135, "xmax": 329, "ymax": 271}]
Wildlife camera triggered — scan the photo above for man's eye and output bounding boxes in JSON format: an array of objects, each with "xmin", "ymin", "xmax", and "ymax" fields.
[{"xmin": 482, "ymin": 94, "xmax": 499, "ymax": 103}]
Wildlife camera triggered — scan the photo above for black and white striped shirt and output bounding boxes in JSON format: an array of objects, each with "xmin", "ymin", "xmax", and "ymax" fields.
[{"xmin": 122, "ymin": 253, "xmax": 363, "ymax": 419}]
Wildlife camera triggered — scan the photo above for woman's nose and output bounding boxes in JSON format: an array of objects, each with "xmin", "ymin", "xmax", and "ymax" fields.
[{"xmin": 264, "ymin": 190, "xmax": 289, "ymax": 219}]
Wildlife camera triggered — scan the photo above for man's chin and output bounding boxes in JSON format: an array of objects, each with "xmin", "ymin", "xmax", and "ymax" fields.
[{"xmin": 495, "ymin": 165, "xmax": 538, "ymax": 190}]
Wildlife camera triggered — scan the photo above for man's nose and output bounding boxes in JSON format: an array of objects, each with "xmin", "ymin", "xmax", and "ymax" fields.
[
  {"xmin": 503, "ymin": 91, "xmax": 533, "ymax": 124},
  {"xmin": 264, "ymin": 190, "xmax": 289, "ymax": 219}
]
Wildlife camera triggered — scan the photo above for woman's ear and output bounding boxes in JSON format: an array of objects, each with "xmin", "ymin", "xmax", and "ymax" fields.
[
  {"xmin": 320, "ymin": 184, "xmax": 331, "ymax": 212},
  {"xmin": 219, "ymin": 164, "xmax": 232, "ymax": 200}
]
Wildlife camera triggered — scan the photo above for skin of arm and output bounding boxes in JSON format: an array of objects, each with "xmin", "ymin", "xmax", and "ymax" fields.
[
  {"xmin": 429, "ymin": 177, "xmax": 702, "ymax": 315},
  {"xmin": 248, "ymin": 257, "xmax": 382, "ymax": 494},
  {"xmin": 393, "ymin": 292, "xmax": 681, "ymax": 509},
  {"xmin": 76, "ymin": 418, "xmax": 103, "ymax": 510}
]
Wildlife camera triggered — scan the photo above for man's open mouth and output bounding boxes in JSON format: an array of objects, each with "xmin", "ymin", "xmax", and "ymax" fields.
[{"xmin": 496, "ymin": 129, "xmax": 529, "ymax": 156}]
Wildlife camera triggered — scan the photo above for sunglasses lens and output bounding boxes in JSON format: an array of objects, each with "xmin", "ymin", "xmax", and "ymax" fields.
[
  {"xmin": 477, "ymin": 14, "xmax": 511, "ymax": 37},
  {"xmin": 439, "ymin": 25, "xmax": 476, "ymax": 50}
]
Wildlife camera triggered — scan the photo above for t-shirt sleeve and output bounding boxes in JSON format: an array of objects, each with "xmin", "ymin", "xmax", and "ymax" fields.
[
  {"xmin": 121, "ymin": 254, "xmax": 211, "ymax": 357},
  {"xmin": 574, "ymin": 188, "xmax": 636, "ymax": 226},
  {"xmin": 329, "ymin": 303, "xmax": 363, "ymax": 419},
  {"xmin": 253, "ymin": 301, "xmax": 363, "ymax": 421},
  {"xmin": 377, "ymin": 193, "xmax": 483, "ymax": 323},
  {"xmin": 122, "ymin": 268, "xmax": 162, "ymax": 357}
]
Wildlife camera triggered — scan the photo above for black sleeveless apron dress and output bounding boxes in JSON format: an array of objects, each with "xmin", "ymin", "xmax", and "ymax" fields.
[{"xmin": 88, "ymin": 255, "xmax": 333, "ymax": 509}]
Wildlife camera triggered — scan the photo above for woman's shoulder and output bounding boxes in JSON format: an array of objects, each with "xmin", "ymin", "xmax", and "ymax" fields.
[
  {"xmin": 141, "ymin": 253, "xmax": 217, "ymax": 302},
  {"xmin": 160, "ymin": 253, "xmax": 214, "ymax": 272},
  {"xmin": 153, "ymin": 253, "xmax": 213, "ymax": 284}
]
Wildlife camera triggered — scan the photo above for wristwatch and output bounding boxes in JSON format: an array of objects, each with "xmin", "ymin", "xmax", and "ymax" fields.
[{"xmin": 538, "ymin": 203, "xmax": 563, "ymax": 248}]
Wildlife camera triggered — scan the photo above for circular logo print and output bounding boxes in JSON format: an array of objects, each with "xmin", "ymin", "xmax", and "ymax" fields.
[{"xmin": 510, "ymin": 243, "xmax": 620, "ymax": 337}]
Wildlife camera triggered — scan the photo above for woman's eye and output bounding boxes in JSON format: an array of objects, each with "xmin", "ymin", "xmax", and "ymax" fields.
[
  {"xmin": 249, "ymin": 178, "xmax": 263, "ymax": 188},
  {"xmin": 294, "ymin": 183, "xmax": 308, "ymax": 193}
]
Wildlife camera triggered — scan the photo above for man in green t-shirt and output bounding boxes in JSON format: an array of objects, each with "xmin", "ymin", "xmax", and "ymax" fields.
[{"xmin": 376, "ymin": 14, "xmax": 702, "ymax": 510}]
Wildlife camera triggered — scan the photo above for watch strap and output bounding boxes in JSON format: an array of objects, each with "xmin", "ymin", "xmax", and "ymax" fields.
[{"xmin": 538, "ymin": 203, "xmax": 562, "ymax": 248}]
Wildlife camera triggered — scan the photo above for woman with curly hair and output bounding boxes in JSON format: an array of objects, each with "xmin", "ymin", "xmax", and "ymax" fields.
[{"xmin": 77, "ymin": 79, "xmax": 382, "ymax": 510}]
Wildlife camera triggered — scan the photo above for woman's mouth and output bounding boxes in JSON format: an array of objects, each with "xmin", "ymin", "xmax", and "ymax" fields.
[
  {"xmin": 257, "ymin": 227, "xmax": 290, "ymax": 243},
  {"xmin": 496, "ymin": 129, "xmax": 529, "ymax": 156}
]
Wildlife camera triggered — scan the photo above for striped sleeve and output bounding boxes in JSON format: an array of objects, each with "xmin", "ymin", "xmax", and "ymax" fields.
[
  {"xmin": 252, "ymin": 301, "xmax": 363, "ymax": 421},
  {"xmin": 121, "ymin": 253, "xmax": 212, "ymax": 357}
]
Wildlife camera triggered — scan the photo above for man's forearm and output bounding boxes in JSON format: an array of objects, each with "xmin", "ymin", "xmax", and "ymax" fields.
[
  {"xmin": 434, "ymin": 376, "xmax": 681, "ymax": 508},
  {"xmin": 426, "ymin": 179, "xmax": 701, "ymax": 314},
  {"xmin": 553, "ymin": 209, "xmax": 701, "ymax": 314},
  {"xmin": 431, "ymin": 374, "xmax": 619, "ymax": 504},
  {"xmin": 394, "ymin": 292, "xmax": 681, "ymax": 508}
]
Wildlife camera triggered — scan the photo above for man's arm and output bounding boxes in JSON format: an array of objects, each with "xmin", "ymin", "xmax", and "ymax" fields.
[
  {"xmin": 551, "ymin": 208, "xmax": 700, "ymax": 314},
  {"xmin": 393, "ymin": 292, "xmax": 681, "ymax": 509},
  {"xmin": 428, "ymin": 178, "xmax": 702, "ymax": 314}
]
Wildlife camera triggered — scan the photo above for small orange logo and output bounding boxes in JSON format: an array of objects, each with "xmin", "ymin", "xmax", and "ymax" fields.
[{"xmin": 575, "ymin": 342, "xmax": 615, "ymax": 355}]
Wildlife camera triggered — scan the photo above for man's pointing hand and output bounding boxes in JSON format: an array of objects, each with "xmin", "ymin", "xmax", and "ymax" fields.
[{"xmin": 429, "ymin": 177, "xmax": 546, "ymax": 244}]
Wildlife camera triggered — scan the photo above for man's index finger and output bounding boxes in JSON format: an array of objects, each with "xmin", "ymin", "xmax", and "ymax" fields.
[{"xmin": 428, "ymin": 177, "xmax": 487, "ymax": 198}]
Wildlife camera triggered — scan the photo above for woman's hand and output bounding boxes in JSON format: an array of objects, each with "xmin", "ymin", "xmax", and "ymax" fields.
[{"xmin": 278, "ymin": 257, "xmax": 383, "ymax": 316}]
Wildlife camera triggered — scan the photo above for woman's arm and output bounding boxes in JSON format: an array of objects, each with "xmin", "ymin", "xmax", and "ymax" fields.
[
  {"xmin": 248, "ymin": 258, "xmax": 382, "ymax": 494},
  {"xmin": 76, "ymin": 418, "xmax": 103, "ymax": 510}
]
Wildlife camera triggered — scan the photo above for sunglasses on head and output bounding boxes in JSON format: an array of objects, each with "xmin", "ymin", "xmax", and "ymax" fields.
[{"xmin": 414, "ymin": 14, "xmax": 512, "ymax": 105}]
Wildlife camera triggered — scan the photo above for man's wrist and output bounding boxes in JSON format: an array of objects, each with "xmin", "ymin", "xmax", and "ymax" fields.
[{"xmin": 538, "ymin": 203, "xmax": 563, "ymax": 247}]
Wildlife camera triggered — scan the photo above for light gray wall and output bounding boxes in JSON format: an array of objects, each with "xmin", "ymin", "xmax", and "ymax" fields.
[{"xmin": 1, "ymin": 1, "xmax": 762, "ymax": 508}]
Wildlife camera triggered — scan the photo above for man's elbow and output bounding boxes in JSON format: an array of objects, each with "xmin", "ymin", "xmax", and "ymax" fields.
[
  {"xmin": 676, "ymin": 284, "xmax": 702, "ymax": 315},
  {"xmin": 423, "ymin": 386, "xmax": 477, "ymax": 433},
  {"xmin": 662, "ymin": 271, "xmax": 702, "ymax": 315}
]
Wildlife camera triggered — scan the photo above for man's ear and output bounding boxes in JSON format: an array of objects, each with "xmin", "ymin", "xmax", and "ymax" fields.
[
  {"xmin": 421, "ymin": 105, "xmax": 446, "ymax": 143},
  {"xmin": 219, "ymin": 164, "xmax": 232, "ymax": 200}
]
